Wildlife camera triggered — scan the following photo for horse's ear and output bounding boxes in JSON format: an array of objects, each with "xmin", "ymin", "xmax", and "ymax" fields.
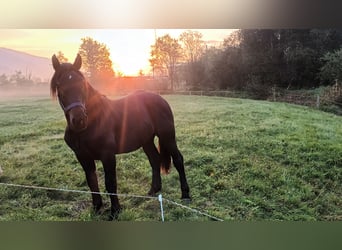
[
  {"xmin": 52, "ymin": 54, "xmax": 60, "ymax": 71},
  {"xmin": 73, "ymin": 54, "xmax": 82, "ymax": 70}
]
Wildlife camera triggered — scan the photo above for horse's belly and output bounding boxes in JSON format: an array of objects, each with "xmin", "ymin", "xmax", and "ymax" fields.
[
  {"xmin": 115, "ymin": 133, "xmax": 148, "ymax": 154},
  {"xmin": 115, "ymin": 144, "xmax": 141, "ymax": 154},
  {"xmin": 115, "ymin": 124, "xmax": 153, "ymax": 154}
]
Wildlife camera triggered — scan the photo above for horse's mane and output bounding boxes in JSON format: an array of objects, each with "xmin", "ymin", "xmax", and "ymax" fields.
[
  {"xmin": 86, "ymin": 81, "xmax": 103, "ymax": 100},
  {"xmin": 50, "ymin": 72, "xmax": 59, "ymax": 99}
]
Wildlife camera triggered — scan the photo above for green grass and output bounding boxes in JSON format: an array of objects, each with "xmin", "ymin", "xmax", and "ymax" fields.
[{"xmin": 0, "ymin": 95, "xmax": 341, "ymax": 221}]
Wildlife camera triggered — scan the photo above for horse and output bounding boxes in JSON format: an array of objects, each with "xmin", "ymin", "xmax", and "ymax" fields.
[{"xmin": 50, "ymin": 54, "xmax": 190, "ymax": 219}]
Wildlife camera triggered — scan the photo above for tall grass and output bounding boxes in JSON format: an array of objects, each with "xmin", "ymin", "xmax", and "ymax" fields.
[{"xmin": 0, "ymin": 95, "xmax": 341, "ymax": 221}]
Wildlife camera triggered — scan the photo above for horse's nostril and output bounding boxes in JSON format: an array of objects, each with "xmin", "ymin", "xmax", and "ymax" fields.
[{"xmin": 70, "ymin": 113, "xmax": 87, "ymax": 131}]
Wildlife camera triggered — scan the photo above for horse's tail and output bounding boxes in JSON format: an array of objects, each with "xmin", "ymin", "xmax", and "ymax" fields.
[{"xmin": 158, "ymin": 140, "xmax": 171, "ymax": 175}]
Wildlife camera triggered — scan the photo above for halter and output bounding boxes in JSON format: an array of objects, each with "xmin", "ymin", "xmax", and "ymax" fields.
[{"xmin": 58, "ymin": 99, "xmax": 86, "ymax": 113}]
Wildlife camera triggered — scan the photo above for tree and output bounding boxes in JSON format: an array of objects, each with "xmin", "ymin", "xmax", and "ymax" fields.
[
  {"xmin": 0, "ymin": 74, "xmax": 10, "ymax": 88},
  {"xmin": 56, "ymin": 51, "xmax": 68, "ymax": 63},
  {"xmin": 212, "ymin": 46, "xmax": 245, "ymax": 90},
  {"xmin": 138, "ymin": 69, "xmax": 144, "ymax": 76},
  {"xmin": 78, "ymin": 37, "xmax": 115, "ymax": 86},
  {"xmin": 10, "ymin": 70, "xmax": 25, "ymax": 85},
  {"xmin": 179, "ymin": 30, "xmax": 205, "ymax": 87},
  {"xmin": 223, "ymin": 30, "xmax": 242, "ymax": 48},
  {"xmin": 228, "ymin": 29, "xmax": 323, "ymax": 90},
  {"xmin": 150, "ymin": 34, "xmax": 182, "ymax": 90},
  {"xmin": 179, "ymin": 30, "xmax": 204, "ymax": 63},
  {"xmin": 200, "ymin": 47, "xmax": 222, "ymax": 89},
  {"xmin": 319, "ymin": 48, "xmax": 342, "ymax": 84},
  {"xmin": 239, "ymin": 29, "xmax": 284, "ymax": 88}
]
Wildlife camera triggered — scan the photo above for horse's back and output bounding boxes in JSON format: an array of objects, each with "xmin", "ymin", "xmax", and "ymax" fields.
[
  {"xmin": 110, "ymin": 91, "xmax": 175, "ymax": 153},
  {"xmin": 132, "ymin": 91, "xmax": 174, "ymax": 125},
  {"xmin": 118, "ymin": 90, "xmax": 173, "ymax": 118}
]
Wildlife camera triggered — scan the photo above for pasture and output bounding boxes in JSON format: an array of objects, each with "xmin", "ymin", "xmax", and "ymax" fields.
[{"xmin": 0, "ymin": 95, "xmax": 341, "ymax": 221}]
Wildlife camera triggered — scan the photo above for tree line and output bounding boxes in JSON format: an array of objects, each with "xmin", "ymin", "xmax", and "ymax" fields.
[
  {"xmin": 152, "ymin": 29, "xmax": 342, "ymax": 97},
  {"xmin": 0, "ymin": 70, "xmax": 45, "ymax": 88},
  {"xmin": 2, "ymin": 29, "xmax": 342, "ymax": 97},
  {"xmin": 198, "ymin": 29, "xmax": 342, "ymax": 94},
  {"xmin": 81, "ymin": 29, "xmax": 342, "ymax": 96}
]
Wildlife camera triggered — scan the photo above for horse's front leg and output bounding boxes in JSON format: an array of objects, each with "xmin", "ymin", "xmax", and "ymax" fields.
[
  {"xmin": 76, "ymin": 154, "xmax": 103, "ymax": 213},
  {"xmin": 101, "ymin": 154, "xmax": 121, "ymax": 220}
]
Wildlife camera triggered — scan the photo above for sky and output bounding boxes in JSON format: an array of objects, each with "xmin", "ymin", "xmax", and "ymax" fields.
[{"xmin": 0, "ymin": 29, "xmax": 235, "ymax": 76}]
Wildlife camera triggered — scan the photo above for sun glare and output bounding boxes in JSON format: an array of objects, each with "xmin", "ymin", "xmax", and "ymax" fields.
[{"xmin": 114, "ymin": 57, "xmax": 150, "ymax": 76}]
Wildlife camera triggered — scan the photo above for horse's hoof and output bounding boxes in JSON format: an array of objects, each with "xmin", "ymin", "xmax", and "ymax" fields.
[
  {"xmin": 181, "ymin": 197, "xmax": 192, "ymax": 205},
  {"xmin": 148, "ymin": 188, "xmax": 160, "ymax": 197},
  {"xmin": 93, "ymin": 203, "xmax": 104, "ymax": 214},
  {"xmin": 148, "ymin": 190, "xmax": 156, "ymax": 197},
  {"xmin": 109, "ymin": 206, "xmax": 122, "ymax": 221},
  {"xmin": 108, "ymin": 214, "xmax": 117, "ymax": 221}
]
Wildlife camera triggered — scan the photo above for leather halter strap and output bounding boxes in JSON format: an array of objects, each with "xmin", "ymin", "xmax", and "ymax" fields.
[{"xmin": 59, "ymin": 99, "xmax": 85, "ymax": 113}]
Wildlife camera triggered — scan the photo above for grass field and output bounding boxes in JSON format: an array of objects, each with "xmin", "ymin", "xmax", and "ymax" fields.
[{"xmin": 0, "ymin": 95, "xmax": 341, "ymax": 221}]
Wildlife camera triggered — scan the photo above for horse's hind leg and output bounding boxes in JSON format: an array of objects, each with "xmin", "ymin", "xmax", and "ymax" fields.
[
  {"xmin": 143, "ymin": 140, "xmax": 162, "ymax": 196},
  {"xmin": 166, "ymin": 141, "xmax": 190, "ymax": 200}
]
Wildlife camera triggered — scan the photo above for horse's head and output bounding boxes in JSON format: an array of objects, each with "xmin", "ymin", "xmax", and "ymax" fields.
[{"xmin": 51, "ymin": 54, "xmax": 88, "ymax": 132}]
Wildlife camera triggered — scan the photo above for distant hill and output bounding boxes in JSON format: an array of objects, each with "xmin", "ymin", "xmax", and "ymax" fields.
[{"xmin": 0, "ymin": 48, "xmax": 53, "ymax": 81}]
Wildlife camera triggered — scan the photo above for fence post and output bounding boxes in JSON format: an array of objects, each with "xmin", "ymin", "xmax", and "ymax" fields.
[{"xmin": 158, "ymin": 194, "xmax": 165, "ymax": 222}]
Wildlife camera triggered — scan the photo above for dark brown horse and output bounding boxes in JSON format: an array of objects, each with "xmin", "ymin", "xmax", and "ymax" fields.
[{"xmin": 50, "ymin": 54, "xmax": 190, "ymax": 219}]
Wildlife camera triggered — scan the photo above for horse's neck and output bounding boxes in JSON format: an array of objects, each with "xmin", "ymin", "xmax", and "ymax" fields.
[
  {"xmin": 87, "ymin": 83, "xmax": 100, "ymax": 99},
  {"xmin": 86, "ymin": 83, "xmax": 111, "ymax": 116}
]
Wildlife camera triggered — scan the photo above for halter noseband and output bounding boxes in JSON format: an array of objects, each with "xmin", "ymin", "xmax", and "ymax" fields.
[{"xmin": 59, "ymin": 99, "xmax": 86, "ymax": 113}]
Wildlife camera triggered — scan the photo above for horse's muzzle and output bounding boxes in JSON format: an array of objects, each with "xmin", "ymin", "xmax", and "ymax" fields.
[{"xmin": 69, "ymin": 107, "xmax": 88, "ymax": 132}]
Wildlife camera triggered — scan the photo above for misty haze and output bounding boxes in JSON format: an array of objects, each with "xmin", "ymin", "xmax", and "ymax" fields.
[{"xmin": 0, "ymin": 48, "xmax": 52, "ymax": 99}]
